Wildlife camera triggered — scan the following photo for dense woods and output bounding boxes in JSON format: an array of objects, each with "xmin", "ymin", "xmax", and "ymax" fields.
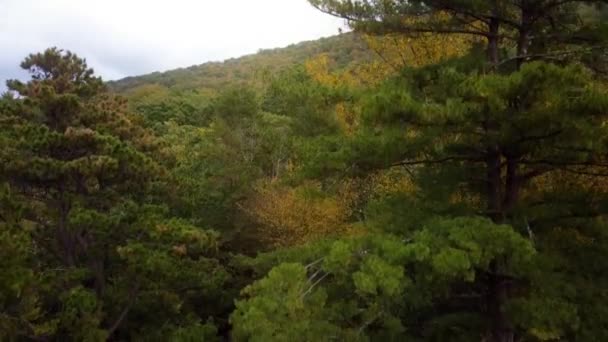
[{"xmin": 2, "ymin": 1, "xmax": 608, "ymax": 341}]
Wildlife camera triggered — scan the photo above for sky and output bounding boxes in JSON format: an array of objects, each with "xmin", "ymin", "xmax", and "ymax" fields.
[{"xmin": 0, "ymin": 0, "xmax": 345, "ymax": 90}]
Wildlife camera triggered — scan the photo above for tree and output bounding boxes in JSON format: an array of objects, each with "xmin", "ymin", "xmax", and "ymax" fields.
[
  {"xmin": 125, "ymin": 84, "xmax": 210, "ymax": 131},
  {"xmin": 293, "ymin": 59, "xmax": 608, "ymax": 340},
  {"xmin": 295, "ymin": 2, "xmax": 608, "ymax": 341},
  {"xmin": 242, "ymin": 179, "xmax": 358, "ymax": 248},
  {"xmin": 0, "ymin": 48, "xmax": 227, "ymax": 340},
  {"xmin": 309, "ymin": 0, "xmax": 608, "ymax": 69},
  {"xmin": 232, "ymin": 217, "xmax": 539, "ymax": 341}
]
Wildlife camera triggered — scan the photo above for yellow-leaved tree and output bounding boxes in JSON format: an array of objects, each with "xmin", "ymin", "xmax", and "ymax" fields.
[
  {"xmin": 242, "ymin": 180, "xmax": 359, "ymax": 248},
  {"xmin": 305, "ymin": 22, "xmax": 475, "ymax": 135}
]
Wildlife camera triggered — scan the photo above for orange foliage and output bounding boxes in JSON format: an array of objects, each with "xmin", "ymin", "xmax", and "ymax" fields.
[
  {"xmin": 525, "ymin": 168, "xmax": 608, "ymax": 201},
  {"xmin": 448, "ymin": 190, "xmax": 483, "ymax": 208},
  {"xmin": 370, "ymin": 168, "xmax": 417, "ymax": 196},
  {"xmin": 306, "ymin": 24, "xmax": 474, "ymax": 89},
  {"xmin": 242, "ymin": 180, "xmax": 358, "ymax": 248},
  {"xmin": 363, "ymin": 11, "xmax": 479, "ymax": 71},
  {"xmin": 306, "ymin": 26, "xmax": 474, "ymax": 137},
  {"xmin": 335, "ymin": 102, "xmax": 359, "ymax": 135}
]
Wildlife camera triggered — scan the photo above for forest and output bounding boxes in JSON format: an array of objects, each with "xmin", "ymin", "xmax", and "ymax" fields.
[{"xmin": 1, "ymin": 1, "xmax": 608, "ymax": 341}]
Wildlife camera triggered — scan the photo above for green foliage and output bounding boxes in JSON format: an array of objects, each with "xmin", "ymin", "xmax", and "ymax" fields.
[
  {"xmin": 231, "ymin": 263, "xmax": 351, "ymax": 342},
  {"xmin": 0, "ymin": 48, "xmax": 227, "ymax": 341},
  {"xmin": 126, "ymin": 84, "xmax": 211, "ymax": 130},
  {"xmin": 3, "ymin": 3, "xmax": 608, "ymax": 339},
  {"xmin": 228, "ymin": 2, "xmax": 608, "ymax": 339},
  {"xmin": 262, "ymin": 66, "xmax": 341, "ymax": 137},
  {"xmin": 109, "ymin": 33, "xmax": 372, "ymax": 93},
  {"xmin": 232, "ymin": 217, "xmax": 538, "ymax": 340},
  {"xmin": 157, "ymin": 86, "xmax": 296, "ymax": 240}
]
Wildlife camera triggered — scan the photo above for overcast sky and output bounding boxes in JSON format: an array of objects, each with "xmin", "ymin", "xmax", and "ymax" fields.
[{"xmin": 1, "ymin": 0, "xmax": 344, "ymax": 90}]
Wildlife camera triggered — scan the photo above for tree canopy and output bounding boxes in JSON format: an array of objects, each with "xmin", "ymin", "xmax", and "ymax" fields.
[{"xmin": 2, "ymin": 2, "xmax": 608, "ymax": 341}]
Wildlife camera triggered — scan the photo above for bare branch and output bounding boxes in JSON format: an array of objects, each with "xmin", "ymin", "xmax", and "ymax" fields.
[{"xmin": 107, "ymin": 283, "xmax": 140, "ymax": 338}]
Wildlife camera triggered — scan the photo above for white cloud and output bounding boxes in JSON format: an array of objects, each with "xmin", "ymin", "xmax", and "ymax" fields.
[{"xmin": 0, "ymin": 0, "xmax": 344, "ymax": 88}]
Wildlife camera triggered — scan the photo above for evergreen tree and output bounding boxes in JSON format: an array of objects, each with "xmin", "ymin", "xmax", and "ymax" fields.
[
  {"xmin": 227, "ymin": 2, "xmax": 608, "ymax": 341},
  {"xmin": 309, "ymin": 0, "xmax": 608, "ymax": 69},
  {"xmin": 0, "ymin": 48, "xmax": 226, "ymax": 340}
]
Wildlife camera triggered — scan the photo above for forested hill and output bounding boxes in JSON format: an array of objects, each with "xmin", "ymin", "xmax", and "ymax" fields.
[
  {"xmin": 3, "ymin": 1, "xmax": 608, "ymax": 340},
  {"xmin": 108, "ymin": 32, "xmax": 371, "ymax": 93}
]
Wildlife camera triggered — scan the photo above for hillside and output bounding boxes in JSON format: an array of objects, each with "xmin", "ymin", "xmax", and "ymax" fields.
[
  {"xmin": 4, "ymin": 1, "xmax": 608, "ymax": 340},
  {"xmin": 108, "ymin": 32, "xmax": 373, "ymax": 93}
]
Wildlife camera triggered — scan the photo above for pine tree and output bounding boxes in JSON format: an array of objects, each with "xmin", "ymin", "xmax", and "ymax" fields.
[
  {"xmin": 309, "ymin": 0, "xmax": 608, "ymax": 70},
  {"xmin": 275, "ymin": 1, "xmax": 608, "ymax": 340},
  {"xmin": 0, "ymin": 48, "xmax": 227, "ymax": 340}
]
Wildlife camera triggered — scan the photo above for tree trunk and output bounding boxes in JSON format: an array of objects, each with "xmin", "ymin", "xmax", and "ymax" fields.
[
  {"xmin": 489, "ymin": 263, "xmax": 514, "ymax": 342},
  {"xmin": 56, "ymin": 188, "xmax": 75, "ymax": 267},
  {"xmin": 486, "ymin": 17, "xmax": 501, "ymax": 67},
  {"xmin": 516, "ymin": 1, "xmax": 532, "ymax": 69},
  {"xmin": 503, "ymin": 155, "xmax": 520, "ymax": 215},
  {"xmin": 484, "ymin": 11, "xmax": 516, "ymax": 341},
  {"xmin": 484, "ymin": 147, "xmax": 515, "ymax": 342},
  {"xmin": 486, "ymin": 147, "xmax": 502, "ymax": 222}
]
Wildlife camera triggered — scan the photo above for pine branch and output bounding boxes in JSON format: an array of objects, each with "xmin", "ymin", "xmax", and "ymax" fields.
[
  {"xmin": 497, "ymin": 44, "xmax": 608, "ymax": 66},
  {"xmin": 391, "ymin": 155, "xmax": 483, "ymax": 167},
  {"xmin": 519, "ymin": 159, "xmax": 608, "ymax": 168}
]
